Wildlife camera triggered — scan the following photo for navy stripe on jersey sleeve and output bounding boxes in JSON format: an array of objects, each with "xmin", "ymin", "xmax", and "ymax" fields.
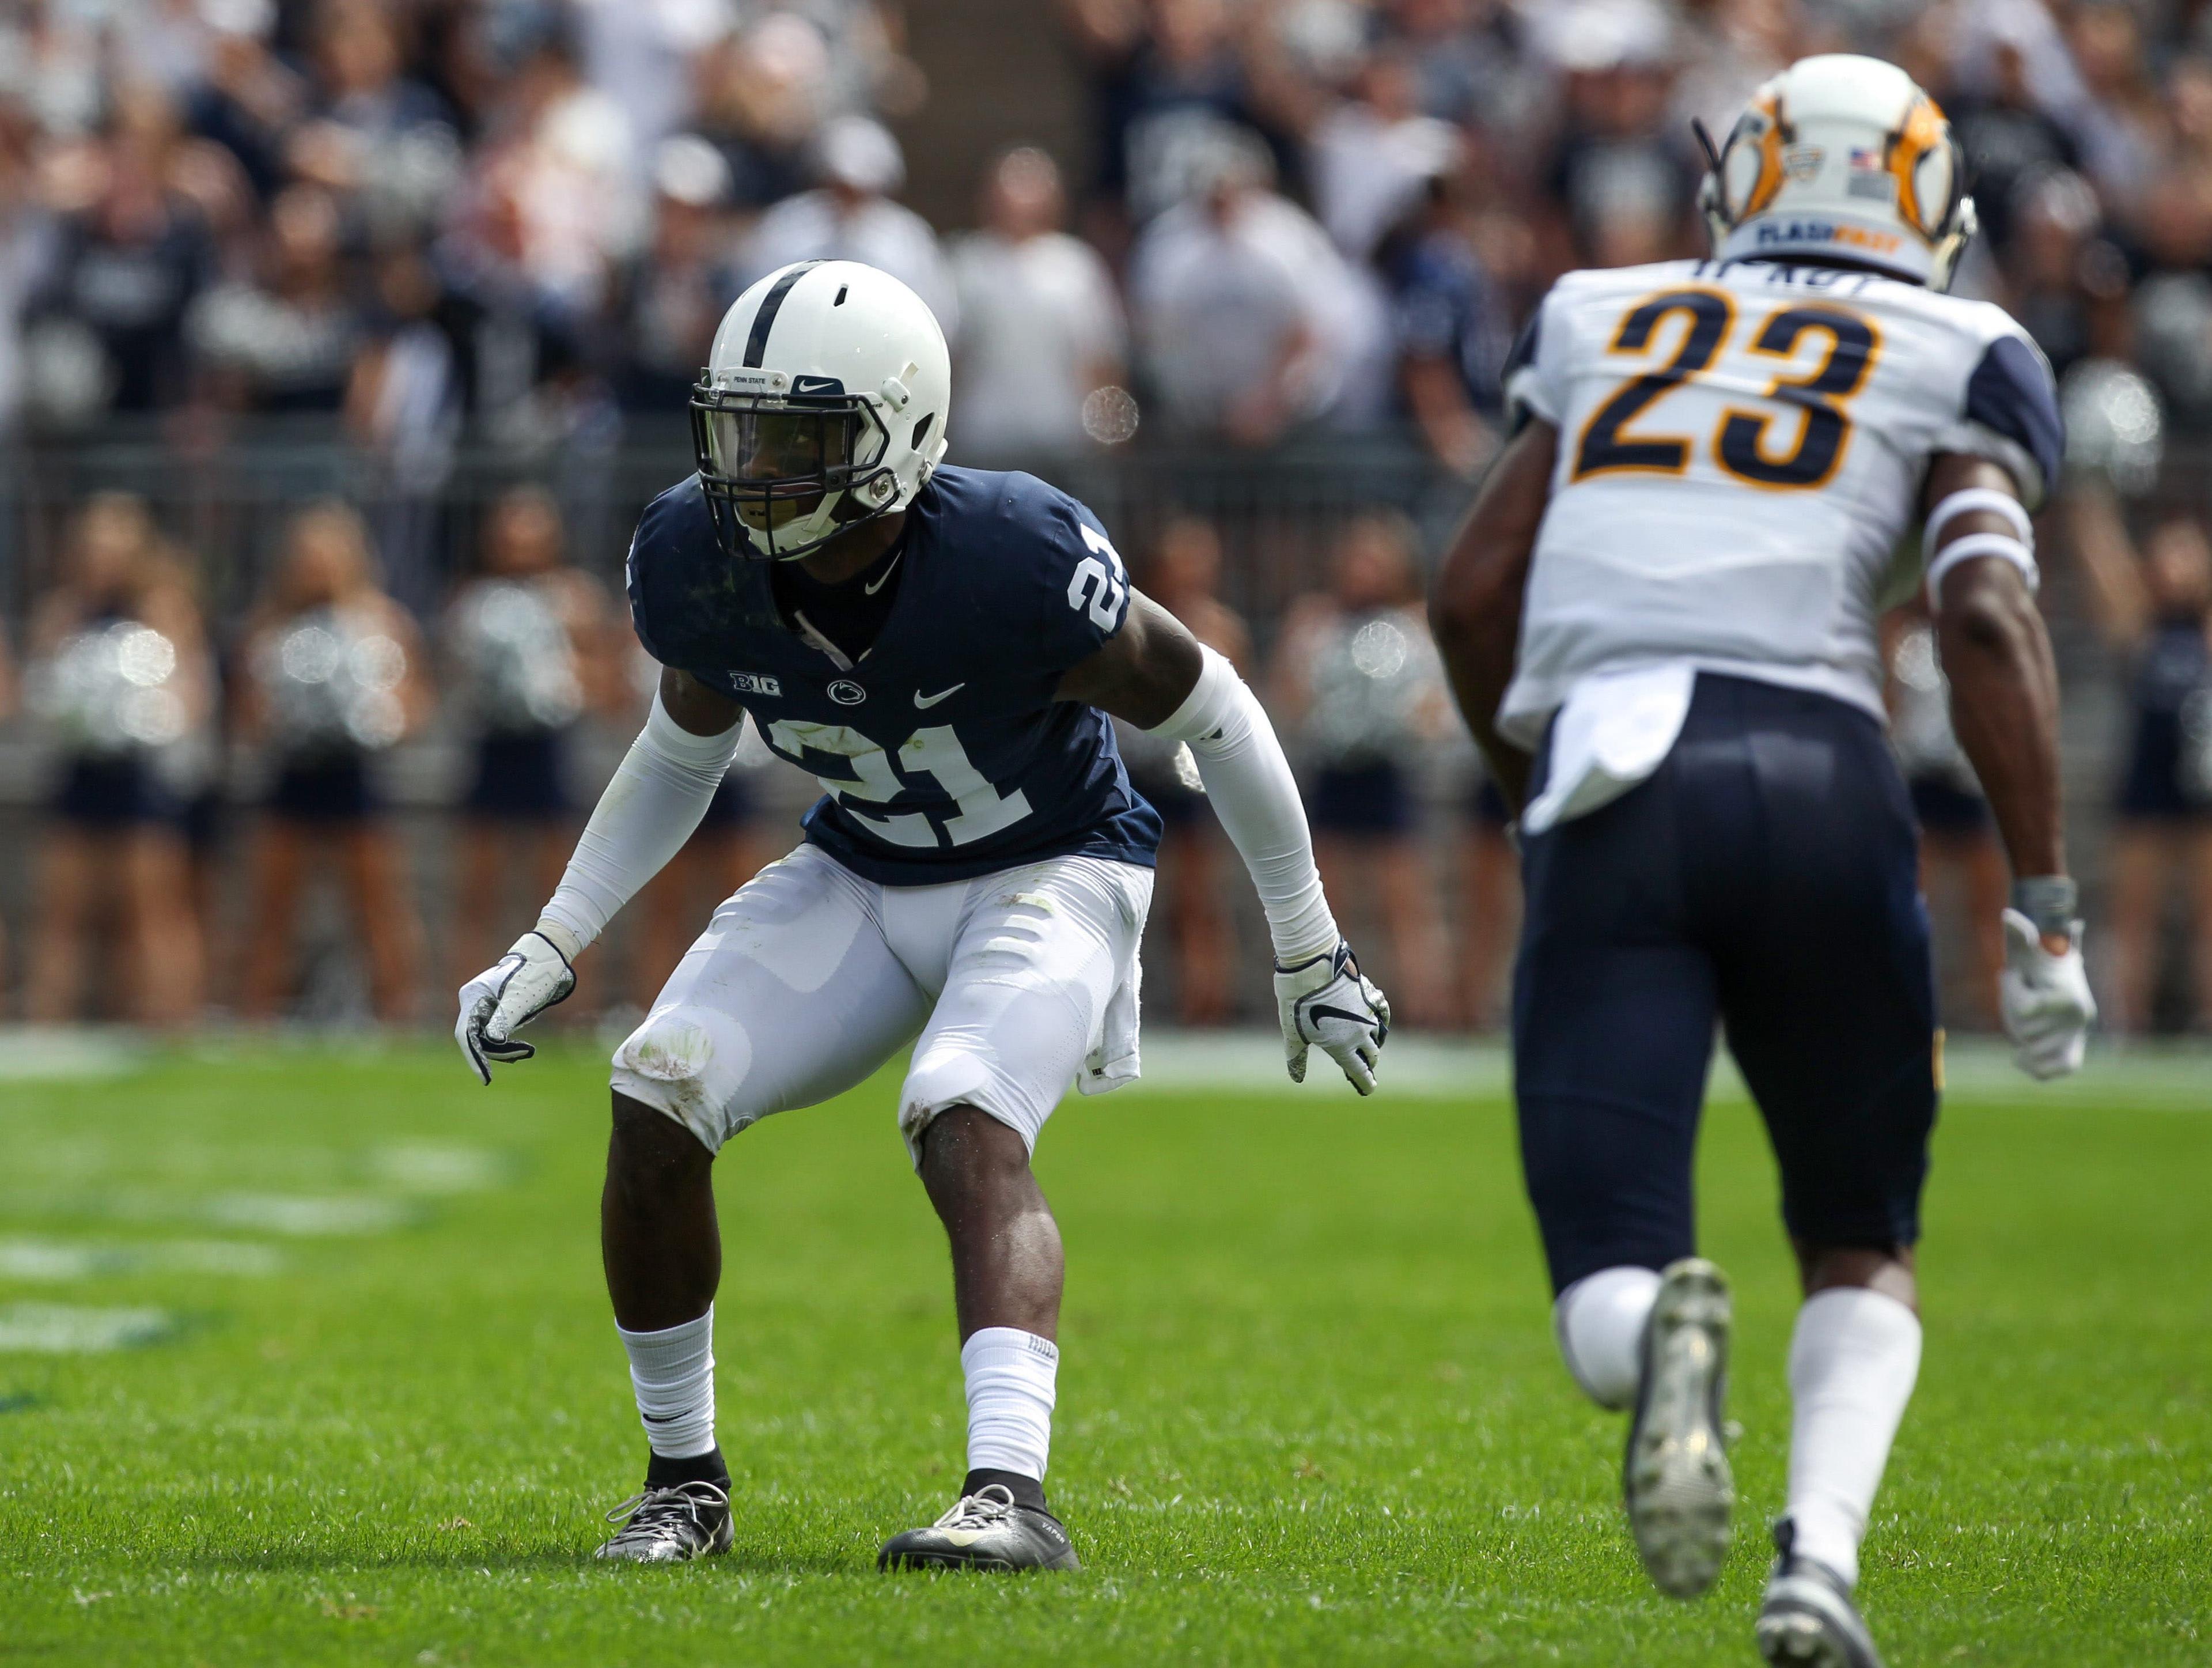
[
  {"xmin": 1964, "ymin": 335, "xmax": 2063, "ymax": 499},
  {"xmin": 1501, "ymin": 311, "xmax": 1543, "ymax": 430},
  {"xmin": 1502, "ymin": 309, "xmax": 1542, "ymax": 382}
]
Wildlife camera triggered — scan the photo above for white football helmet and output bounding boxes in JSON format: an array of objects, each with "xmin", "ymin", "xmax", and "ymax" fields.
[
  {"xmin": 1698, "ymin": 54, "xmax": 1978, "ymax": 290},
  {"xmin": 690, "ymin": 259, "xmax": 951, "ymax": 561}
]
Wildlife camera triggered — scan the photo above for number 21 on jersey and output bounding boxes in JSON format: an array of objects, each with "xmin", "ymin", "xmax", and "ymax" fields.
[
  {"xmin": 766, "ymin": 719, "xmax": 1035, "ymax": 849},
  {"xmin": 762, "ymin": 522, "xmax": 1133, "ymax": 852},
  {"xmin": 1573, "ymin": 287, "xmax": 1881, "ymax": 490}
]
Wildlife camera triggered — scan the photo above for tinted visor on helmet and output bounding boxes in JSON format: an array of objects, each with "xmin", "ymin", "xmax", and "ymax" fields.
[{"xmin": 689, "ymin": 381, "xmax": 893, "ymax": 560}]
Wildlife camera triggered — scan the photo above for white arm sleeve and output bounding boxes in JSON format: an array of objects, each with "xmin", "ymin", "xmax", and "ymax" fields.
[
  {"xmin": 1147, "ymin": 645, "xmax": 1339, "ymax": 966},
  {"xmin": 536, "ymin": 694, "xmax": 743, "ymax": 955}
]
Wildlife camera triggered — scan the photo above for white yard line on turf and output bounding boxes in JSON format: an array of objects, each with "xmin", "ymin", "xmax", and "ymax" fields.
[
  {"xmin": 0, "ymin": 1303, "xmax": 173, "ymax": 1353},
  {"xmin": 368, "ymin": 1144, "xmax": 512, "ymax": 1194},
  {"xmin": 0, "ymin": 1238, "xmax": 285, "ymax": 1280},
  {"xmin": 0, "ymin": 1028, "xmax": 146, "ymax": 1083},
  {"xmin": 202, "ymin": 1194, "xmax": 420, "ymax": 1236},
  {"xmin": 1123, "ymin": 1031, "xmax": 2212, "ymax": 1109}
]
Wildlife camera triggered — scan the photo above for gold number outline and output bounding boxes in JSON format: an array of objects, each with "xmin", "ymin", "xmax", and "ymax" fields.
[
  {"xmin": 1571, "ymin": 288, "xmax": 1739, "ymax": 481},
  {"xmin": 1710, "ymin": 304, "xmax": 1883, "ymax": 491}
]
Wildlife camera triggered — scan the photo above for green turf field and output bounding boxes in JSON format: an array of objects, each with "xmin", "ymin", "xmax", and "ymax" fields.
[{"xmin": 0, "ymin": 1039, "xmax": 2204, "ymax": 1665}]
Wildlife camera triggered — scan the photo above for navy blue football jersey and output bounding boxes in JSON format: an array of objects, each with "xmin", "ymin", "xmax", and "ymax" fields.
[{"xmin": 627, "ymin": 466, "xmax": 1162, "ymax": 885}]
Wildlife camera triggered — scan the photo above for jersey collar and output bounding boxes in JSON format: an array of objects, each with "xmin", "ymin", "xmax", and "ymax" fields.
[{"xmin": 763, "ymin": 490, "xmax": 931, "ymax": 674}]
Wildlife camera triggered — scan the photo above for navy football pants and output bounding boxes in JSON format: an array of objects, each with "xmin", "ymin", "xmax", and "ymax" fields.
[{"xmin": 1513, "ymin": 674, "xmax": 1940, "ymax": 1295}]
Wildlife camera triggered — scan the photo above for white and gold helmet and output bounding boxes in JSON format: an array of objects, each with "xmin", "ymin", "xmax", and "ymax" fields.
[{"xmin": 1698, "ymin": 54, "xmax": 1978, "ymax": 290}]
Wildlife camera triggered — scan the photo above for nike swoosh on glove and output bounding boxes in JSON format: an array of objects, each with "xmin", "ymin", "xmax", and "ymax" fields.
[
  {"xmin": 456, "ymin": 929, "xmax": 577, "ymax": 1084},
  {"xmin": 1999, "ymin": 908, "xmax": 2095, "ymax": 1081},
  {"xmin": 1274, "ymin": 940, "xmax": 1391, "ymax": 1095}
]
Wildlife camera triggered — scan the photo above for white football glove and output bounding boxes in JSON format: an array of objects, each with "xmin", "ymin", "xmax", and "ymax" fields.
[
  {"xmin": 1274, "ymin": 940, "xmax": 1391, "ymax": 1095},
  {"xmin": 1999, "ymin": 909, "xmax": 2095, "ymax": 1081},
  {"xmin": 455, "ymin": 928, "xmax": 578, "ymax": 1084}
]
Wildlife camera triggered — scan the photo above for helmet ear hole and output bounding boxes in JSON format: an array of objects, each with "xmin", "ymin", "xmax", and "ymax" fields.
[{"xmin": 912, "ymin": 412, "xmax": 935, "ymax": 451}]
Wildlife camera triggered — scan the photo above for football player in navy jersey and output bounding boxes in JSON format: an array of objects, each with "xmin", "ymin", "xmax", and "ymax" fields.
[{"xmin": 456, "ymin": 260, "xmax": 1389, "ymax": 1571}]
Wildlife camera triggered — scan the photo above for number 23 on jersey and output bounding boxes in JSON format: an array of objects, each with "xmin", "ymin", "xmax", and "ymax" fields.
[{"xmin": 1573, "ymin": 286, "xmax": 1881, "ymax": 490}]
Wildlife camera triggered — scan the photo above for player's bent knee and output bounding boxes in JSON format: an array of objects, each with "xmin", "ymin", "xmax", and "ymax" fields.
[
  {"xmin": 609, "ymin": 1003, "xmax": 751, "ymax": 1156},
  {"xmin": 916, "ymin": 1103, "xmax": 1034, "ymax": 1177},
  {"xmin": 609, "ymin": 1091, "xmax": 715, "ymax": 1171},
  {"xmin": 899, "ymin": 1052, "xmax": 1044, "ymax": 1174}
]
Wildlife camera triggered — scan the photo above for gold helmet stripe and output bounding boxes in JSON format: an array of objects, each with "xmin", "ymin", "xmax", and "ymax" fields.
[
  {"xmin": 1887, "ymin": 93, "xmax": 1950, "ymax": 244},
  {"xmin": 1741, "ymin": 90, "xmax": 1791, "ymax": 218}
]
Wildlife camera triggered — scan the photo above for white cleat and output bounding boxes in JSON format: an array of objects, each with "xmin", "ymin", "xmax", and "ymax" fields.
[
  {"xmin": 1756, "ymin": 1521, "xmax": 1885, "ymax": 1668},
  {"xmin": 1624, "ymin": 1256, "xmax": 1734, "ymax": 1599}
]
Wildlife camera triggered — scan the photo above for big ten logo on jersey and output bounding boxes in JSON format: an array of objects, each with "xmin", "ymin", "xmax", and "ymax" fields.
[
  {"xmin": 764, "ymin": 718, "xmax": 1033, "ymax": 849},
  {"xmin": 1069, "ymin": 524, "xmax": 1129, "ymax": 630},
  {"xmin": 1573, "ymin": 284, "xmax": 1880, "ymax": 491}
]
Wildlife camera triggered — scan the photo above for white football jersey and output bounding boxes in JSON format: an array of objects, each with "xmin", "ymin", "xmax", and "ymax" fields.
[{"xmin": 1498, "ymin": 258, "xmax": 2061, "ymax": 748}]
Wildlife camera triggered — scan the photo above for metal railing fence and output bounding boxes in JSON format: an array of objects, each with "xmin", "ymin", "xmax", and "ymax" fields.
[
  {"xmin": 1, "ymin": 423, "xmax": 2207, "ymax": 1027},
  {"xmin": 0, "ymin": 419, "xmax": 1469, "ymax": 633}
]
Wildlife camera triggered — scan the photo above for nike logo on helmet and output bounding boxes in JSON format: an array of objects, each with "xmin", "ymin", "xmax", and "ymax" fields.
[{"xmin": 914, "ymin": 683, "xmax": 965, "ymax": 708}]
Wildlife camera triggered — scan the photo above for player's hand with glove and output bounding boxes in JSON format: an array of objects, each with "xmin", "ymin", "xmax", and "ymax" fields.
[
  {"xmin": 1999, "ymin": 909, "xmax": 2094, "ymax": 1080},
  {"xmin": 1275, "ymin": 940, "xmax": 1391, "ymax": 1094},
  {"xmin": 456, "ymin": 924, "xmax": 579, "ymax": 1084}
]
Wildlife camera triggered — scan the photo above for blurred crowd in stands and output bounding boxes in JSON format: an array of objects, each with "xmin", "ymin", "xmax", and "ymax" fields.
[
  {"xmin": 1, "ymin": 0, "xmax": 2211, "ymax": 1036},
  {"xmin": 8, "ymin": 0, "xmax": 2212, "ymax": 463},
  {"xmin": 0, "ymin": 0, "xmax": 927, "ymax": 448}
]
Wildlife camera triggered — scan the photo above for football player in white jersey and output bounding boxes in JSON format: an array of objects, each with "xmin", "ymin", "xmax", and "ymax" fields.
[{"xmin": 1431, "ymin": 56, "xmax": 2096, "ymax": 1668}]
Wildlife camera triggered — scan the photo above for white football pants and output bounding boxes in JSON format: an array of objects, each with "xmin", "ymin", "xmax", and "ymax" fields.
[{"xmin": 611, "ymin": 842, "xmax": 1153, "ymax": 1164}]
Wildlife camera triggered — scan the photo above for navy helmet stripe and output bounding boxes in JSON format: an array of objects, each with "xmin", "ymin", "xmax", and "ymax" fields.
[{"xmin": 744, "ymin": 261, "xmax": 825, "ymax": 368}]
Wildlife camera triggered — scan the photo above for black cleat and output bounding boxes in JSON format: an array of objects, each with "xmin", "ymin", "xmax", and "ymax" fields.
[
  {"xmin": 1624, "ymin": 1257, "xmax": 1734, "ymax": 1599},
  {"xmin": 1756, "ymin": 1521, "xmax": 1885, "ymax": 1668},
  {"xmin": 877, "ymin": 1484, "xmax": 1080, "ymax": 1572},
  {"xmin": 593, "ymin": 1480, "xmax": 734, "ymax": 1564}
]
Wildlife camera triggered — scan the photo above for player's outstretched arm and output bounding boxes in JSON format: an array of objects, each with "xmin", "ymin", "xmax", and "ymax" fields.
[
  {"xmin": 454, "ymin": 668, "xmax": 745, "ymax": 1083},
  {"xmin": 1925, "ymin": 452, "xmax": 2095, "ymax": 1079},
  {"xmin": 1429, "ymin": 419, "xmax": 1557, "ymax": 812},
  {"xmin": 1056, "ymin": 599, "xmax": 1390, "ymax": 1092}
]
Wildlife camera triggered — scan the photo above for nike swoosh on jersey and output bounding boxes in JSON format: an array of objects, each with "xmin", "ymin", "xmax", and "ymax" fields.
[
  {"xmin": 913, "ymin": 683, "xmax": 966, "ymax": 708},
  {"xmin": 863, "ymin": 554, "xmax": 904, "ymax": 595}
]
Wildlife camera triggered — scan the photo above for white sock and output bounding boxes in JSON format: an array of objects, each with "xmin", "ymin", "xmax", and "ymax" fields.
[
  {"xmin": 1554, "ymin": 1265, "xmax": 1662, "ymax": 1410},
  {"xmin": 961, "ymin": 1327, "xmax": 1058, "ymax": 1482},
  {"xmin": 1785, "ymin": 1287, "xmax": 1923, "ymax": 1589},
  {"xmin": 617, "ymin": 1307, "xmax": 717, "ymax": 1460}
]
